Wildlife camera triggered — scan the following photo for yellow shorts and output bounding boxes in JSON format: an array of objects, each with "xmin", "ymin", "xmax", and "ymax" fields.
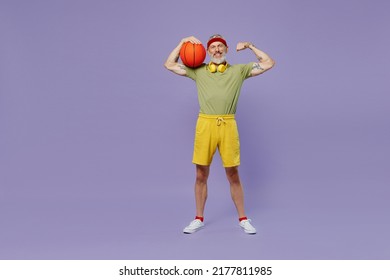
[{"xmin": 192, "ymin": 113, "xmax": 240, "ymax": 167}]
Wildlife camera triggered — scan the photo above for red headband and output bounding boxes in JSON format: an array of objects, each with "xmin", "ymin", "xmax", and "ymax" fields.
[{"xmin": 207, "ymin": 37, "xmax": 228, "ymax": 49}]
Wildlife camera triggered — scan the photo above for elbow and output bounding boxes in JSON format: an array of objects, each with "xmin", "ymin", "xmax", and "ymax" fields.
[
  {"xmin": 164, "ymin": 61, "xmax": 174, "ymax": 71},
  {"xmin": 265, "ymin": 59, "xmax": 276, "ymax": 71},
  {"xmin": 269, "ymin": 58, "xmax": 276, "ymax": 68}
]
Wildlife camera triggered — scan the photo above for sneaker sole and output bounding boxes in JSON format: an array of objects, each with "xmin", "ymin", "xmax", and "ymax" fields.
[
  {"xmin": 183, "ymin": 226, "xmax": 204, "ymax": 234},
  {"xmin": 240, "ymin": 226, "xmax": 257, "ymax": 234}
]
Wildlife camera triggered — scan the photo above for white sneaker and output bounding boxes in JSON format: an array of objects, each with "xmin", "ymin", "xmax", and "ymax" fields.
[
  {"xmin": 183, "ymin": 219, "xmax": 204, "ymax": 234},
  {"xmin": 239, "ymin": 219, "xmax": 257, "ymax": 234}
]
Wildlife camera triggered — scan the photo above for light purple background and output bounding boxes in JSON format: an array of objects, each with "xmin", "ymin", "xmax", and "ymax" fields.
[{"xmin": 1, "ymin": 0, "xmax": 389, "ymax": 260}]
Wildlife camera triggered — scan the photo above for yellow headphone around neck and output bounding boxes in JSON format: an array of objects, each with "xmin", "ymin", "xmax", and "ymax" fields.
[{"xmin": 208, "ymin": 62, "xmax": 228, "ymax": 73}]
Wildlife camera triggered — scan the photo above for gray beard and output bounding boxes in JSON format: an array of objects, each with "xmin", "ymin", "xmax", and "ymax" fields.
[{"xmin": 211, "ymin": 54, "xmax": 226, "ymax": 64}]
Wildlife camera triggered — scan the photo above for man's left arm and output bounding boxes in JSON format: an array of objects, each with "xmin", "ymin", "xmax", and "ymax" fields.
[{"xmin": 236, "ymin": 42, "xmax": 275, "ymax": 77}]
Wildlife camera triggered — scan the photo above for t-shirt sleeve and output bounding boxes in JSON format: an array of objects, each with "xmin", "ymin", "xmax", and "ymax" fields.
[
  {"xmin": 185, "ymin": 66, "xmax": 197, "ymax": 81},
  {"xmin": 241, "ymin": 63, "xmax": 254, "ymax": 79},
  {"xmin": 184, "ymin": 64, "xmax": 207, "ymax": 80}
]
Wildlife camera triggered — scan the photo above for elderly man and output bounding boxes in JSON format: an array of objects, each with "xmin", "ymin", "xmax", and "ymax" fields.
[{"xmin": 164, "ymin": 34, "xmax": 275, "ymax": 234}]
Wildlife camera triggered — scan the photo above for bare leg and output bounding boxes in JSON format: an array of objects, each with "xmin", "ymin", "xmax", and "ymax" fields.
[
  {"xmin": 194, "ymin": 164, "xmax": 210, "ymax": 217},
  {"xmin": 225, "ymin": 166, "xmax": 246, "ymax": 218}
]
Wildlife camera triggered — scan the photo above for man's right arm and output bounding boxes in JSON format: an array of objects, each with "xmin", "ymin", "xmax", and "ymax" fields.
[{"xmin": 164, "ymin": 36, "xmax": 202, "ymax": 76}]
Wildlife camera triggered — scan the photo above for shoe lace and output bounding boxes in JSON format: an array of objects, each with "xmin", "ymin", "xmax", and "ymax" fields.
[
  {"xmin": 190, "ymin": 219, "xmax": 202, "ymax": 226},
  {"xmin": 241, "ymin": 219, "xmax": 254, "ymax": 228}
]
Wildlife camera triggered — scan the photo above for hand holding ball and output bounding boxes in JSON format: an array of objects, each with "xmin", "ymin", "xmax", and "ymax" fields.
[{"xmin": 180, "ymin": 42, "xmax": 206, "ymax": 68}]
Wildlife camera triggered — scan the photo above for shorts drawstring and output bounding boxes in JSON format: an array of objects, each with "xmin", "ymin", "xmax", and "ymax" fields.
[
  {"xmin": 198, "ymin": 113, "xmax": 234, "ymax": 126},
  {"xmin": 216, "ymin": 117, "xmax": 226, "ymax": 126}
]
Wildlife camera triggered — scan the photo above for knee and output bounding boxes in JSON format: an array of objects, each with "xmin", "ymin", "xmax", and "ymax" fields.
[
  {"xmin": 226, "ymin": 167, "xmax": 240, "ymax": 184},
  {"xmin": 196, "ymin": 173, "xmax": 208, "ymax": 184},
  {"xmin": 196, "ymin": 165, "xmax": 209, "ymax": 184}
]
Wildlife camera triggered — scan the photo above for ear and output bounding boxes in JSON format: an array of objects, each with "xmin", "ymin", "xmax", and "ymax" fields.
[{"xmin": 225, "ymin": 46, "xmax": 229, "ymax": 53}]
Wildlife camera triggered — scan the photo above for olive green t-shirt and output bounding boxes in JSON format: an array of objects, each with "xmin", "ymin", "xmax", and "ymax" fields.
[{"xmin": 185, "ymin": 63, "xmax": 253, "ymax": 115}]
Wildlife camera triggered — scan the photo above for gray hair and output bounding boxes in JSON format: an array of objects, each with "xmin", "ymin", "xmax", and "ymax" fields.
[{"xmin": 209, "ymin": 34, "xmax": 224, "ymax": 39}]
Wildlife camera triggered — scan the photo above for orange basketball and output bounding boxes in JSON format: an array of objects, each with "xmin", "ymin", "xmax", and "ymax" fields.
[{"xmin": 180, "ymin": 42, "xmax": 206, "ymax": 68}]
